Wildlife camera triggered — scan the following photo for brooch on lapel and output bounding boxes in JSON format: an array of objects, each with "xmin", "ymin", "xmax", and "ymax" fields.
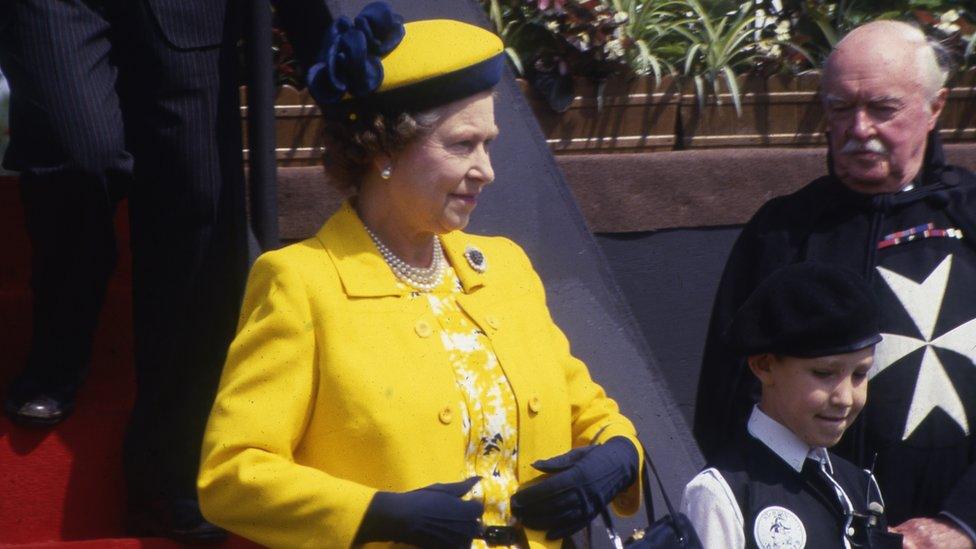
[{"xmin": 464, "ymin": 245, "xmax": 487, "ymax": 273}]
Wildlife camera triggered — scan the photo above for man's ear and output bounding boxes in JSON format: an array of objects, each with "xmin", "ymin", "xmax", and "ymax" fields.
[
  {"xmin": 748, "ymin": 353, "xmax": 776, "ymax": 387},
  {"xmin": 927, "ymin": 87, "xmax": 948, "ymax": 130}
]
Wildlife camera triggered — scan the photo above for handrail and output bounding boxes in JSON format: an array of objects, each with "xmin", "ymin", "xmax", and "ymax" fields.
[{"xmin": 244, "ymin": 0, "xmax": 280, "ymax": 252}]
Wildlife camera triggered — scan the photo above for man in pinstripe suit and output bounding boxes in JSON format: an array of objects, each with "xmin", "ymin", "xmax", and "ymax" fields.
[{"xmin": 0, "ymin": 0, "xmax": 329, "ymax": 541}]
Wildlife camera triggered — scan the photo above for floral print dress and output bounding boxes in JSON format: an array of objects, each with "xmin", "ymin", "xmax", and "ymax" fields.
[{"xmin": 405, "ymin": 264, "xmax": 521, "ymax": 548}]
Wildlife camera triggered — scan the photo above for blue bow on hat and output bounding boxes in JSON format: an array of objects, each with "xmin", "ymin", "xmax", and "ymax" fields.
[{"xmin": 307, "ymin": 2, "xmax": 405, "ymax": 105}]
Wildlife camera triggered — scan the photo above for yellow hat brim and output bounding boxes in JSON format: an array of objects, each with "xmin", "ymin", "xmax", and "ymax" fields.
[{"xmin": 377, "ymin": 19, "xmax": 504, "ymax": 93}]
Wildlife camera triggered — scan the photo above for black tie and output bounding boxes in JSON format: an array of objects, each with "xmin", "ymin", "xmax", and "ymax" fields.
[{"xmin": 801, "ymin": 457, "xmax": 849, "ymax": 516}]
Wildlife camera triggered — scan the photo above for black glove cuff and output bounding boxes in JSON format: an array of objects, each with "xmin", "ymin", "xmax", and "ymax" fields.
[
  {"xmin": 604, "ymin": 436, "xmax": 640, "ymax": 493},
  {"xmin": 353, "ymin": 491, "xmax": 403, "ymax": 543}
]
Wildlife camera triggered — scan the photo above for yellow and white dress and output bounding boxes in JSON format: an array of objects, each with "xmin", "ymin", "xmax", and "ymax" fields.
[{"xmin": 406, "ymin": 264, "xmax": 520, "ymax": 548}]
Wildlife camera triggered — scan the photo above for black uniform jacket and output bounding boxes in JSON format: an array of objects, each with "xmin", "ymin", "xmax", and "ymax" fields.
[
  {"xmin": 695, "ymin": 133, "xmax": 976, "ymax": 530},
  {"xmin": 714, "ymin": 435, "xmax": 899, "ymax": 549}
]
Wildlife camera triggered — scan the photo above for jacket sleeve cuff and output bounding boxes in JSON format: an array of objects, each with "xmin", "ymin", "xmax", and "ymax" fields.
[
  {"xmin": 608, "ymin": 433, "xmax": 643, "ymax": 516},
  {"xmin": 940, "ymin": 463, "xmax": 976, "ymax": 539},
  {"xmin": 940, "ymin": 512, "xmax": 976, "ymax": 544}
]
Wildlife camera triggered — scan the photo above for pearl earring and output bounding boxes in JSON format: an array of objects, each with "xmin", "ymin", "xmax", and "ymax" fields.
[{"xmin": 380, "ymin": 166, "xmax": 392, "ymax": 179}]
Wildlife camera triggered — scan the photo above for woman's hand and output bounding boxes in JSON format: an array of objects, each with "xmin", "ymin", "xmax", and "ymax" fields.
[
  {"xmin": 511, "ymin": 437, "xmax": 639, "ymax": 540},
  {"xmin": 355, "ymin": 476, "xmax": 484, "ymax": 548}
]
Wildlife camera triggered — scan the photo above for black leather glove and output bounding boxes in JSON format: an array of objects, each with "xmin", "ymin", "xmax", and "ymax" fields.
[
  {"xmin": 511, "ymin": 437, "xmax": 638, "ymax": 540},
  {"xmin": 355, "ymin": 476, "xmax": 484, "ymax": 548}
]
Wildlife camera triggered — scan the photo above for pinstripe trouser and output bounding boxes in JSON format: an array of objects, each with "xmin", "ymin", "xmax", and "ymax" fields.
[{"xmin": 0, "ymin": 0, "xmax": 247, "ymax": 503}]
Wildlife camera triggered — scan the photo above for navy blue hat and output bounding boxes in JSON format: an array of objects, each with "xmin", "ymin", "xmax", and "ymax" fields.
[{"xmin": 724, "ymin": 262, "xmax": 882, "ymax": 358}]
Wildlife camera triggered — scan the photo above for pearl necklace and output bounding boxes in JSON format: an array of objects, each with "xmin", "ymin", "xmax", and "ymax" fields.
[{"xmin": 365, "ymin": 225, "xmax": 445, "ymax": 291}]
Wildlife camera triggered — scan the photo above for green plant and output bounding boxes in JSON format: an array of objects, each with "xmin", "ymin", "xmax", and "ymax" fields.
[
  {"xmin": 671, "ymin": 0, "xmax": 799, "ymax": 113},
  {"xmin": 483, "ymin": 0, "xmax": 636, "ymax": 111},
  {"xmin": 756, "ymin": 1, "xmax": 895, "ymax": 66},
  {"xmin": 485, "ymin": 0, "xmax": 529, "ymax": 75},
  {"xmin": 483, "ymin": 0, "xmax": 813, "ymax": 113},
  {"xmin": 758, "ymin": 1, "xmax": 975, "ymax": 69},
  {"xmin": 608, "ymin": 0, "xmax": 687, "ymax": 82},
  {"xmin": 482, "ymin": 0, "xmax": 973, "ymax": 114},
  {"xmin": 923, "ymin": 7, "xmax": 976, "ymax": 74},
  {"xmin": 966, "ymin": 31, "xmax": 976, "ymax": 69}
]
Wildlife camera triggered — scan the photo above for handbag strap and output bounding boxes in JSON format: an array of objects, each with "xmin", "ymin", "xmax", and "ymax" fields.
[
  {"xmin": 639, "ymin": 442, "xmax": 681, "ymax": 524},
  {"xmin": 598, "ymin": 441, "xmax": 684, "ymax": 546}
]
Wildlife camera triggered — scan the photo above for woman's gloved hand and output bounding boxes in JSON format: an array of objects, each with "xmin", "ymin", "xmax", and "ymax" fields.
[
  {"xmin": 355, "ymin": 476, "xmax": 484, "ymax": 548},
  {"xmin": 511, "ymin": 437, "xmax": 639, "ymax": 540}
]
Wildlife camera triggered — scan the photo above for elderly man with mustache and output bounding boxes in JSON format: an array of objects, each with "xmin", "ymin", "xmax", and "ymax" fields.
[{"xmin": 694, "ymin": 21, "xmax": 976, "ymax": 549}]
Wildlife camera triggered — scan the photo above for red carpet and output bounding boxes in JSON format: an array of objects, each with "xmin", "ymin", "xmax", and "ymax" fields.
[{"xmin": 0, "ymin": 176, "xmax": 257, "ymax": 548}]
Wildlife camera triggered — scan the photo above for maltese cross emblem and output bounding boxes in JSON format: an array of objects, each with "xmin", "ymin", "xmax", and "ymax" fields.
[{"xmin": 872, "ymin": 255, "xmax": 976, "ymax": 440}]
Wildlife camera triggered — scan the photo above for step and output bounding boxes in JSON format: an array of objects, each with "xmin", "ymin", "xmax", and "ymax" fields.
[{"xmin": 0, "ymin": 176, "xmax": 257, "ymax": 547}]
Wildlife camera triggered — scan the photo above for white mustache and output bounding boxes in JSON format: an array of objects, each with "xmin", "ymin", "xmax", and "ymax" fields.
[{"xmin": 840, "ymin": 138, "xmax": 888, "ymax": 155}]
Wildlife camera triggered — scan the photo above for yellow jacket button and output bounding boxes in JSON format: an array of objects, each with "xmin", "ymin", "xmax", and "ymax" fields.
[
  {"xmin": 528, "ymin": 396, "xmax": 542, "ymax": 414},
  {"xmin": 415, "ymin": 320, "xmax": 432, "ymax": 338},
  {"xmin": 438, "ymin": 406, "xmax": 453, "ymax": 425},
  {"xmin": 486, "ymin": 315, "xmax": 500, "ymax": 329}
]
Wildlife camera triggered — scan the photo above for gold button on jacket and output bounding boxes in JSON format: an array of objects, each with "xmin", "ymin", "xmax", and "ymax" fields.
[
  {"xmin": 414, "ymin": 320, "xmax": 433, "ymax": 338},
  {"xmin": 438, "ymin": 406, "xmax": 454, "ymax": 425},
  {"xmin": 198, "ymin": 202, "xmax": 641, "ymax": 549},
  {"xmin": 528, "ymin": 395, "xmax": 543, "ymax": 414}
]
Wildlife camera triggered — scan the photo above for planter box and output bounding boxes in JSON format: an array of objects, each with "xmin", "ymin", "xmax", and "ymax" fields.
[
  {"xmin": 942, "ymin": 68, "xmax": 976, "ymax": 142},
  {"xmin": 678, "ymin": 68, "xmax": 976, "ymax": 149},
  {"xmin": 243, "ymin": 68, "xmax": 976, "ymax": 165},
  {"xmin": 678, "ymin": 72, "xmax": 826, "ymax": 148},
  {"xmin": 241, "ymin": 85, "xmax": 325, "ymax": 167},
  {"xmin": 245, "ymin": 77, "xmax": 682, "ymax": 162},
  {"xmin": 520, "ymin": 76, "xmax": 680, "ymax": 154}
]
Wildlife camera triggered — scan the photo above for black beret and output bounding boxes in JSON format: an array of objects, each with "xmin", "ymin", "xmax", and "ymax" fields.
[{"xmin": 724, "ymin": 262, "xmax": 881, "ymax": 358}]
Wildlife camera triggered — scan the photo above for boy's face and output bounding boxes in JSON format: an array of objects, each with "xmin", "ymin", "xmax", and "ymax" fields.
[{"xmin": 749, "ymin": 346, "xmax": 874, "ymax": 448}]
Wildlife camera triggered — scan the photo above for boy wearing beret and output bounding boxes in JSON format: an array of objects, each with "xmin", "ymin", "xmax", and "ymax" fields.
[{"xmin": 681, "ymin": 263, "xmax": 902, "ymax": 548}]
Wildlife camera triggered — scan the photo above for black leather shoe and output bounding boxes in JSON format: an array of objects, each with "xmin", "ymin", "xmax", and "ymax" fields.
[
  {"xmin": 126, "ymin": 498, "xmax": 228, "ymax": 544},
  {"xmin": 4, "ymin": 393, "xmax": 74, "ymax": 426}
]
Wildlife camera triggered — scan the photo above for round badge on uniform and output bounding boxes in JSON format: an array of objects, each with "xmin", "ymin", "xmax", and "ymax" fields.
[{"xmin": 753, "ymin": 506, "xmax": 806, "ymax": 549}]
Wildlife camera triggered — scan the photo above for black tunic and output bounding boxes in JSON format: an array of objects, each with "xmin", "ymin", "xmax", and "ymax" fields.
[
  {"xmin": 695, "ymin": 133, "xmax": 976, "ymax": 529},
  {"xmin": 713, "ymin": 435, "xmax": 899, "ymax": 549}
]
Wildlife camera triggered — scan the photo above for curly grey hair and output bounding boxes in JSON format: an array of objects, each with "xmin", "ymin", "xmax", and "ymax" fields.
[{"xmin": 321, "ymin": 108, "xmax": 442, "ymax": 191}]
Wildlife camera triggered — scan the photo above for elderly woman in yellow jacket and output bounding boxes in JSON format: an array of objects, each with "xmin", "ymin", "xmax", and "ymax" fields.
[{"xmin": 197, "ymin": 3, "xmax": 642, "ymax": 548}]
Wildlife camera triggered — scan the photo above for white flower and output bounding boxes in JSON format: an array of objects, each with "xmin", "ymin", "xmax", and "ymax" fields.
[
  {"xmin": 756, "ymin": 43, "xmax": 782, "ymax": 58},
  {"xmin": 775, "ymin": 20, "xmax": 791, "ymax": 41},
  {"xmin": 605, "ymin": 38, "xmax": 626, "ymax": 60},
  {"xmin": 936, "ymin": 20, "xmax": 960, "ymax": 33},
  {"xmin": 441, "ymin": 331, "xmax": 481, "ymax": 353},
  {"xmin": 576, "ymin": 32, "xmax": 591, "ymax": 49},
  {"xmin": 426, "ymin": 294, "xmax": 446, "ymax": 314}
]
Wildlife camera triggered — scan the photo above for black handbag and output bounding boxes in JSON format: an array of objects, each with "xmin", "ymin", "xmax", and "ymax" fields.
[{"xmin": 599, "ymin": 443, "xmax": 703, "ymax": 549}]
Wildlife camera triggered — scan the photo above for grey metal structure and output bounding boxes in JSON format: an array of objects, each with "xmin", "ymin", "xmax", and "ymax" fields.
[
  {"xmin": 245, "ymin": 0, "xmax": 280, "ymax": 252},
  {"xmin": 324, "ymin": 0, "xmax": 705, "ymax": 538}
]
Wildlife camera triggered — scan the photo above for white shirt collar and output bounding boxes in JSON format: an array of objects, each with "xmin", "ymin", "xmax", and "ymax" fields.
[{"xmin": 747, "ymin": 405, "xmax": 831, "ymax": 473}]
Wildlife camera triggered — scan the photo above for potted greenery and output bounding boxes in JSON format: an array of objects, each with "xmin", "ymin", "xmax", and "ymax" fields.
[
  {"xmin": 487, "ymin": 0, "xmax": 974, "ymax": 150},
  {"xmin": 485, "ymin": 0, "xmax": 687, "ymax": 152},
  {"xmin": 250, "ymin": 1, "xmax": 974, "ymax": 162}
]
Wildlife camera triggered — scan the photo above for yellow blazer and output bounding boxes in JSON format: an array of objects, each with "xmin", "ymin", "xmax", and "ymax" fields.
[{"xmin": 198, "ymin": 202, "xmax": 641, "ymax": 548}]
